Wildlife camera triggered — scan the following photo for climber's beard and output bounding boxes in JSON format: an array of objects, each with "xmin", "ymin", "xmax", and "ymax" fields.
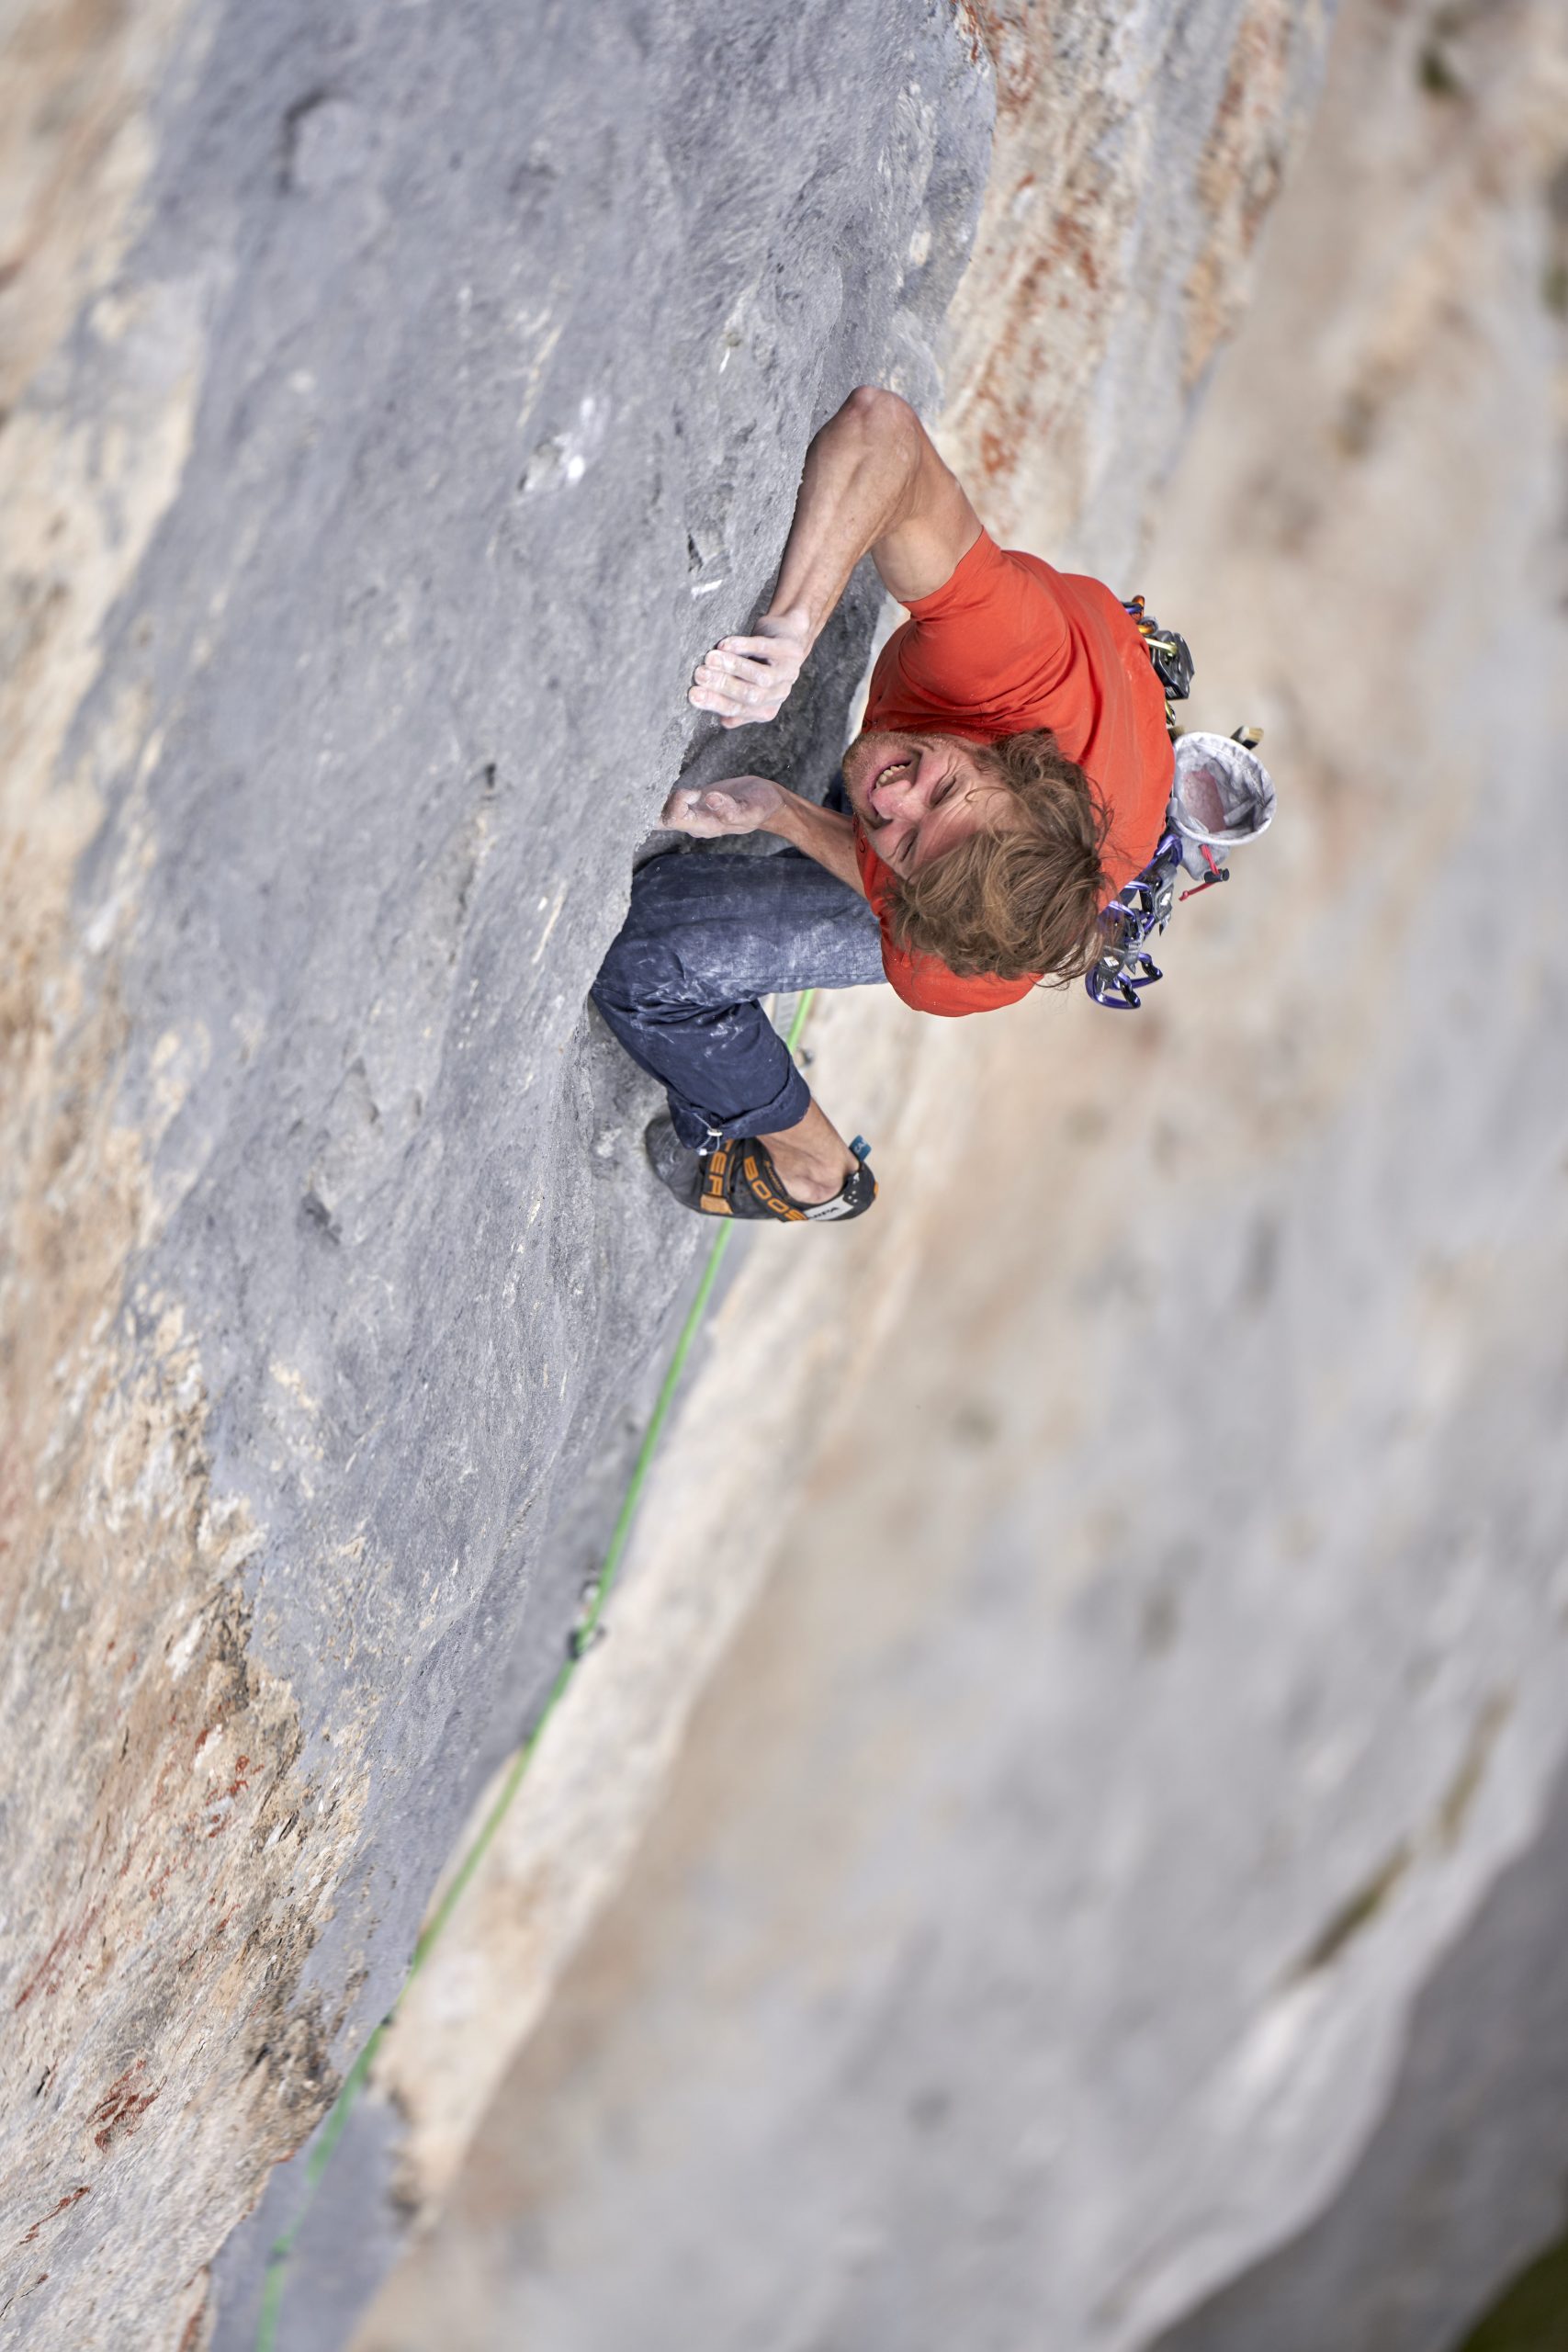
[
  {"xmin": 845, "ymin": 729, "xmax": 960, "ymax": 805},
  {"xmin": 840, "ymin": 729, "xmax": 1003, "ymax": 872}
]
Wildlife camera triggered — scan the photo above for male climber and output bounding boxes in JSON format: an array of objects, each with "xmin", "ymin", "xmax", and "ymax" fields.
[{"xmin": 591, "ymin": 385, "xmax": 1177, "ymax": 1224}]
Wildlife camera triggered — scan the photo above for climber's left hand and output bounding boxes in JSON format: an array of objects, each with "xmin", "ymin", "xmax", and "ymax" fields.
[{"xmin": 660, "ymin": 775, "xmax": 784, "ymax": 836}]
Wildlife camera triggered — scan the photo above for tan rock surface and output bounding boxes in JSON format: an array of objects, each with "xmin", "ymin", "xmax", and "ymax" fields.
[{"xmin": 2, "ymin": 7, "xmax": 373, "ymax": 2341}]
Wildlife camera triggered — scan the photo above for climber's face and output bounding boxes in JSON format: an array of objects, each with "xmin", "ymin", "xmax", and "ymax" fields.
[{"xmin": 841, "ymin": 729, "xmax": 1011, "ymax": 878}]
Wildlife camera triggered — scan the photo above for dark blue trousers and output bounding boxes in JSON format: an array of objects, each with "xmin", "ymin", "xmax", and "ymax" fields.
[{"xmin": 591, "ymin": 845, "xmax": 886, "ymax": 1149}]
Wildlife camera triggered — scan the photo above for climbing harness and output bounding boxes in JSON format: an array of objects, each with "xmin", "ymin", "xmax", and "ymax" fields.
[
  {"xmin": 1085, "ymin": 601, "xmax": 1276, "ymax": 1012},
  {"xmin": 252, "ymin": 992, "xmax": 820, "ymax": 2352}
]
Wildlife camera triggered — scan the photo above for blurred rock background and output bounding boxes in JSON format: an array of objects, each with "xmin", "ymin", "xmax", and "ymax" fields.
[
  {"xmin": 3, "ymin": 0, "xmax": 1563, "ymax": 2346},
  {"xmin": 352, "ymin": 0, "xmax": 1568, "ymax": 2346}
]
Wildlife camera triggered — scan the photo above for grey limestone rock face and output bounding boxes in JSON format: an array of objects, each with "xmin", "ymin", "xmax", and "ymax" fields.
[{"xmin": 0, "ymin": 2, "xmax": 990, "ymax": 2343}]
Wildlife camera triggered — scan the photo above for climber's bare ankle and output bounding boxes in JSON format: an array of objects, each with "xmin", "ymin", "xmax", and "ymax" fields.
[{"xmin": 757, "ymin": 1101, "xmax": 854, "ymax": 1206}]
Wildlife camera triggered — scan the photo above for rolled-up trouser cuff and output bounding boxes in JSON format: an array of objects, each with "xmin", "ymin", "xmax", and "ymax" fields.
[{"xmin": 664, "ymin": 1046, "xmax": 810, "ymax": 1151}]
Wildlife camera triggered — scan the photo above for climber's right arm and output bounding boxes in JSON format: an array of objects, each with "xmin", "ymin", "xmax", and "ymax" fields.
[{"xmin": 688, "ymin": 386, "xmax": 981, "ymax": 730}]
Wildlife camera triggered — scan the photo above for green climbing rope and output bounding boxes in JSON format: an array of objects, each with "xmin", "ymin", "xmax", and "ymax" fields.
[{"xmin": 253, "ymin": 989, "xmax": 816, "ymax": 2351}]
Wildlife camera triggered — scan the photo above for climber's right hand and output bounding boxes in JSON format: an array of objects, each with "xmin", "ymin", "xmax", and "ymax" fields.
[
  {"xmin": 660, "ymin": 775, "xmax": 785, "ymax": 837},
  {"xmin": 688, "ymin": 606, "xmax": 810, "ymax": 729}
]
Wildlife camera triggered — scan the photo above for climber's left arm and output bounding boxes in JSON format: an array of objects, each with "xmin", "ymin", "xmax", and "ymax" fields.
[{"xmin": 660, "ymin": 776, "xmax": 866, "ymax": 898}]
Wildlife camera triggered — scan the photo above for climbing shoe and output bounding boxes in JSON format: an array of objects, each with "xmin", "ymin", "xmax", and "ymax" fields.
[{"xmin": 645, "ymin": 1116, "xmax": 876, "ymax": 1224}]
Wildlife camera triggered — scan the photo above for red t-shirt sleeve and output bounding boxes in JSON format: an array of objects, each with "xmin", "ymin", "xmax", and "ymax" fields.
[{"xmin": 873, "ymin": 529, "xmax": 1075, "ymax": 737}]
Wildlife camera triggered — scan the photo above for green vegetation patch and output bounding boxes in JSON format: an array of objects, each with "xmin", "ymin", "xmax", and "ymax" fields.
[{"xmin": 1457, "ymin": 2226, "xmax": 1568, "ymax": 2352}]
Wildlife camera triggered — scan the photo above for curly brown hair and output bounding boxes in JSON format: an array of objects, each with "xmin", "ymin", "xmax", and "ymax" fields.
[{"xmin": 886, "ymin": 729, "xmax": 1112, "ymax": 985}]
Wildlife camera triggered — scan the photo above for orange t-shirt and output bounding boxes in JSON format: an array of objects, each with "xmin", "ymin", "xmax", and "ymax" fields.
[{"xmin": 854, "ymin": 529, "xmax": 1174, "ymax": 1015}]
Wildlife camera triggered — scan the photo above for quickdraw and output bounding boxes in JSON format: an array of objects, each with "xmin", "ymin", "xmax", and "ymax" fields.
[
  {"xmin": 1085, "ymin": 829, "xmax": 1185, "ymax": 1010},
  {"xmin": 1123, "ymin": 591, "xmax": 1195, "ymax": 718}
]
